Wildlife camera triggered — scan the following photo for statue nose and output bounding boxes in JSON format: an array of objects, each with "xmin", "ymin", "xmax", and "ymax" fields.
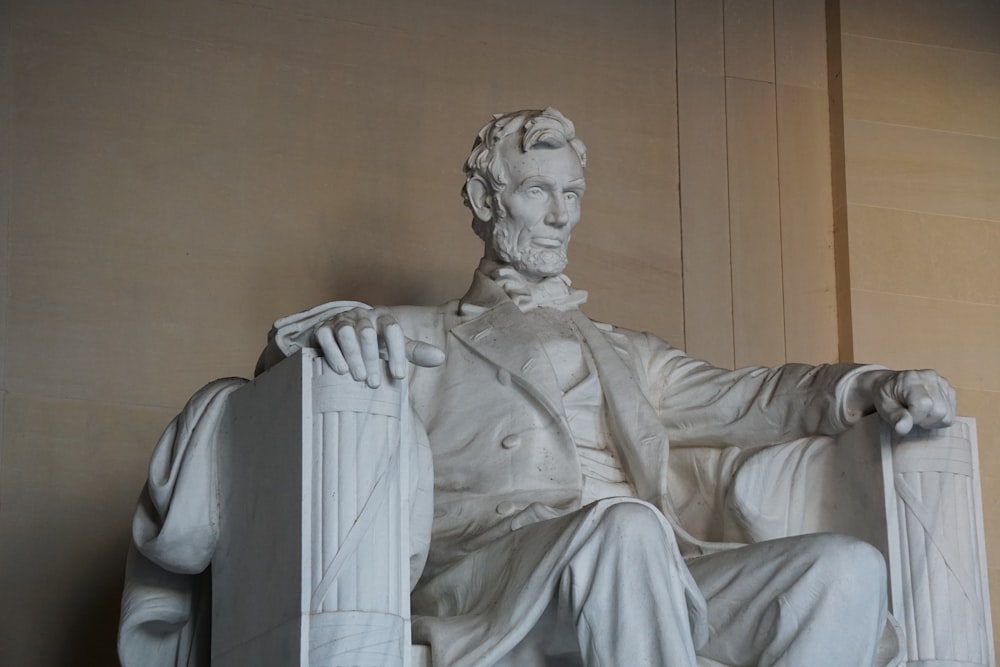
[{"xmin": 546, "ymin": 199, "xmax": 569, "ymax": 225}]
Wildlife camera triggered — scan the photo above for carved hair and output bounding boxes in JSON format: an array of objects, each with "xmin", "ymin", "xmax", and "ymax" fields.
[{"xmin": 462, "ymin": 107, "xmax": 587, "ymax": 241}]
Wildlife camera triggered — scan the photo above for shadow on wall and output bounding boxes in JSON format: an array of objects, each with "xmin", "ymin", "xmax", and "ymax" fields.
[
  {"xmin": 244, "ymin": 200, "xmax": 480, "ymax": 322},
  {"xmin": 61, "ymin": 538, "xmax": 130, "ymax": 667},
  {"xmin": 308, "ymin": 202, "xmax": 480, "ymax": 308},
  {"xmin": 328, "ymin": 259, "xmax": 460, "ymax": 307}
]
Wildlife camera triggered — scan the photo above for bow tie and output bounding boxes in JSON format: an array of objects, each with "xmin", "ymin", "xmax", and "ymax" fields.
[{"xmin": 490, "ymin": 266, "xmax": 589, "ymax": 312}]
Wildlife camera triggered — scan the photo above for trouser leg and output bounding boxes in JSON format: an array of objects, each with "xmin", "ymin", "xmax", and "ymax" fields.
[
  {"xmin": 688, "ymin": 532, "xmax": 888, "ymax": 667},
  {"xmin": 551, "ymin": 499, "xmax": 703, "ymax": 667}
]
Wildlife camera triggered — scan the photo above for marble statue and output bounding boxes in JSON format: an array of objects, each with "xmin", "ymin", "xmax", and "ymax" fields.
[{"xmin": 119, "ymin": 108, "xmax": 962, "ymax": 667}]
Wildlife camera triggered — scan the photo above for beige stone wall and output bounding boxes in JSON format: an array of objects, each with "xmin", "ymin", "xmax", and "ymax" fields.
[
  {"xmin": 2, "ymin": 0, "xmax": 994, "ymax": 663},
  {"xmin": 677, "ymin": 0, "xmax": 841, "ymax": 369},
  {"xmin": 840, "ymin": 0, "xmax": 1000, "ymax": 654},
  {"xmin": 0, "ymin": 2, "xmax": 686, "ymax": 664}
]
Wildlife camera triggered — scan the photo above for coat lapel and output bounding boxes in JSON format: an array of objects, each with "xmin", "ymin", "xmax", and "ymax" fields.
[
  {"xmin": 568, "ymin": 310, "xmax": 669, "ymax": 499},
  {"xmin": 569, "ymin": 310, "xmax": 719, "ymax": 556},
  {"xmin": 452, "ymin": 269, "xmax": 722, "ymax": 556},
  {"xmin": 452, "ymin": 273, "xmax": 567, "ymax": 424}
]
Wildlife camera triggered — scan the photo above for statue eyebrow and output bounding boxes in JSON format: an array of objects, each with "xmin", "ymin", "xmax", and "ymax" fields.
[
  {"xmin": 516, "ymin": 176, "xmax": 586, "ymax": 191},
  {"xmin": 516, "ymin": 175, "xmax": 557, "ymax": 189}
]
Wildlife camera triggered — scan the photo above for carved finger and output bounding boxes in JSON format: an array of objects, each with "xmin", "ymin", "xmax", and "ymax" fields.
[
  {"xmin": 927, "ymin": 376, "xmax": 957, "ymax": 428},
  {"xmin": 922, "ymin": 389, "xmax": 950, "ymax": 428},
  {"xmin": 888, "ymin": 406, "xmax": 914, "ymax": 435},
  {"xmin": 315, "ymin": 326, "xmax": 349, "ymax": 374},
  {"xmin": 334, "ymin": 321, "xmax": 367, "ymax": 382},
  {"xmin": 944, "ymin": 383, "xmax": 957, "ymax": 425},
  {"xmin": 381, "ymin": 317, "xmax": 408, "ymax": 380},
  {"xmin": 903, "ymin": 383, "xmax": 935, "ymax": 429},
  {"xmin": 875, "ymin": 373, "xmax": 913, "ymax": 435},
  {"xmin": 358, "ymin": 320, "xmax": 382, "ymax": 388}
]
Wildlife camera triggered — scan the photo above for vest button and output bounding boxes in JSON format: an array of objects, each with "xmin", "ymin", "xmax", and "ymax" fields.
[
  {"xmin": 501, "ymin": 435, "xmax": 521, "ymax": 449},
  {"xmin": 497, "ymin": 368, "xmax": 511, "ymax": 385}
]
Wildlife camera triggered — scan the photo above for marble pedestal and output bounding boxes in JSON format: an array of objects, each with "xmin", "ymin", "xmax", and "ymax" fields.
[
  {"xmin": 860, "ymin": 417, "xmax": 994, "ymax": 666},
  {"xmin": 212, "ymin": 350, "xmax": 429, "ymax": 667}
]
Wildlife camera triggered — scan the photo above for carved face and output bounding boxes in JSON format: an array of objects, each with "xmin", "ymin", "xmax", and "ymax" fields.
[{"xmin": 489, "ymin": 140, "xmax": 586, "ymax": 279}]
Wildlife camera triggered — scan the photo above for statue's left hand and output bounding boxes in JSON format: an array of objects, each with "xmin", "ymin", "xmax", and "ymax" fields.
[{"xmin": 859, "ymin": 368, "xmax": 957, "ymax": 435}]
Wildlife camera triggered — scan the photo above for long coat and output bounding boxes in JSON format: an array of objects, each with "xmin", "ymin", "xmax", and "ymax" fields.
[
  {"xmin": 120, "ymin": 267, "xmax": 882, "ymax": 667},
  {"xmin": 268, "ymin": 269, "xmax": 867, "ymax": 566},
  {"xmin": 262, "ymin": 268, "xmax": 876, "ymax": 664}
]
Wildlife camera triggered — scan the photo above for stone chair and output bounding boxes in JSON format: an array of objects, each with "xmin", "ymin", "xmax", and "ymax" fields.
[{"xmin": 126, "ymin": 349, "xmax": 995, "ymax": 667}]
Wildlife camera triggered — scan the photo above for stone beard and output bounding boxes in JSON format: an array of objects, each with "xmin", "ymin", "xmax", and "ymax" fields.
[{"xmin": 490, "ymin": 207, "xmax": 569, "ymax": 278}]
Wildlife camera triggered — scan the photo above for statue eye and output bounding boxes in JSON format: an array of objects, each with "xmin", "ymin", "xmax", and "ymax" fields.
[
  {"xmin": 564, "ymin": 192, "xmax": 579, "ymax": 202},
  {"xmin": 526, "ymin": 187, "xmax": 545, "ymax": 197}
]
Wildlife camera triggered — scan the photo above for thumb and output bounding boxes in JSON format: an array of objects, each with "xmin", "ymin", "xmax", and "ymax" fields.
[
  {"xmin": 405, "ymin": 340, "xmax": 446, "ymax": 368},
  {"xmin": 882, "ymin": 402, "xmax": 914, "ymax": 435}
]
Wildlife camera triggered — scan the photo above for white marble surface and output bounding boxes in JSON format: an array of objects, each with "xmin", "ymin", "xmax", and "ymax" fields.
[
  {"xmin": 728, "ymin": 415, "xmax": 995, "ymax": 666},
  {"xmin": 120, "ymin": 108, "xmax": 976, "ymax": 667},
  {"xmin": 269, "ymin": 109, "xmax": 958, "ymax": 666},
  {"xmin": 213, "ymin": 350, "xmax": 425, "ymax": 667},
  {"xmin": 887, "ymin": 419, "xmax": 994, "ymax": 665}
]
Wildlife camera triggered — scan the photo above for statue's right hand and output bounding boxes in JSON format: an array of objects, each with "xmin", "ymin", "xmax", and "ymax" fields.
[{"xmin": 313, "ymin": 306, "xmax": 444, "ymax": 388}]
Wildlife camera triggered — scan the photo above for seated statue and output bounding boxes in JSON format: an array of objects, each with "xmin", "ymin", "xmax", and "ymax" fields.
[{"xmin": 120, "ymin": 107, "xmax": 957, "ymax": 667}]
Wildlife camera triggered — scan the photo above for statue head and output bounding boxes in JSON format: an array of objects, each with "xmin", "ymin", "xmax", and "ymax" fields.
[{"xmin": 463, "ymin": 108, "xmax": 588, "ymax": 279}]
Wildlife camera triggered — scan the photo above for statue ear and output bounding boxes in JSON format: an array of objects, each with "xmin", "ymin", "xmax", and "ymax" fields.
[{"xmin": 465, "ymin": 176, "xmax": 493, "ymax": 223}]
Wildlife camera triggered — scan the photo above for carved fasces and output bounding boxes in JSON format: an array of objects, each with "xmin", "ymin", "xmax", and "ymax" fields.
[
  {"xmin": 889, "ymin": 420, "xmax": 995, "ymax": 666},
  {"xmin": 212, "ymin": 351, "xmax": 423, "ymax": 667},
  {"xmin": 308, "ymin": 354, "xmax": 413, "ymax": 666}
]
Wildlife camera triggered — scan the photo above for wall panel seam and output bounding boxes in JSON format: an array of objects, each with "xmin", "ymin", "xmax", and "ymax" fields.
[
  {"xmin": 952, "ymin": 387, "xmax": 1000, "ymax": 397},
  {"xmin": 852, "ymin": 288, "xmax": 1000, "ymax": 311},
  {"xmin": 771, "ymin": 1, "xmax": 788, "ymax": 364},
  {"xmin": 0, "ymin": 0, "xmax": 11, "ymax": 477},
  {"xmin": 675, "ymin": 0, "xmax": 687, "ymax": 354},
  {"xmin": 844, "ymin": 200, "xmax": 1000, "ymax": 226},
  {"xmin": 847, "ymin": 203, "xmax": 1000, "ymax": 225},
  {"xmin": 826, "ymin": 0, "xmax": 853, "ymax": 362},
  {"xmin": 721, "ymin": 0, "xmax": 737, "ymax": 367},
  {"xmin": 845, "ymin": 118, "xmax": 1000, "ymax": 142},
  {"xmin": 842, "ymin": 31, "xmax": 1000, "ymax": 58},
  {"xmin": 723, "ymin": 73, "xmax": 781, "ymax": 84}
]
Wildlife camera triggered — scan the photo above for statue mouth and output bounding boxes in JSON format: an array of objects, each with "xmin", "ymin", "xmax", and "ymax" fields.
[{"xmin": 532, "ymin": 238, "xmax": 565, "ymax": 248}]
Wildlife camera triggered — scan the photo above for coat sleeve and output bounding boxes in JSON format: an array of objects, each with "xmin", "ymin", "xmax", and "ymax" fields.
[{"xmin": 635, "ymin": 333, "xmax": 884, "ymax": 447}]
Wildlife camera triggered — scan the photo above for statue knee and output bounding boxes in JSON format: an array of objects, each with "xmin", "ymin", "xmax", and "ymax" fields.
[
  {"xmin": 593, "ymin": 500, "xmax": 679, "ymax": 554},
  {"xmin": 805, "ymin": 534, "xmax": 887, "ymax": 603}
]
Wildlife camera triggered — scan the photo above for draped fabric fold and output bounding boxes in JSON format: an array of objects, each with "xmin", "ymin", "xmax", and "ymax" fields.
[{"xmin": 118, "ymin": 378, "xmax": 247, "ymax": 667}]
